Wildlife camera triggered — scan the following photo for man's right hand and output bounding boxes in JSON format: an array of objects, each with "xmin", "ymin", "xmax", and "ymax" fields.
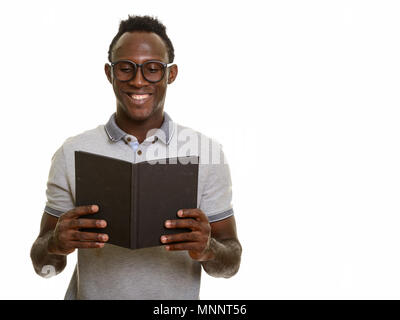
[{"xmin": 48, "ymin": 205, "xmax": 108, "ymax": 255}]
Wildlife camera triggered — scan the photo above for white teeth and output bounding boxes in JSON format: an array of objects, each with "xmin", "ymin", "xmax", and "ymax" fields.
[{"xmin": 131, "ymin": 94, "xmax": 149, "ymax": 100}]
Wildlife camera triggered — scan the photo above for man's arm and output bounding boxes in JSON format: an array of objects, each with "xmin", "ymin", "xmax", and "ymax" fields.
[
  {"xmin": 30, "ymin": 205, "xmax": 109, "ymax": 277},
  {"xmin": 30, "ymin": 213, "xmax": 66, "ymax": 277},
  {"xmin": 200, "ymin": 216, "xmax": 242, "ymax": 278},
  {"xmin": 161, "ymin": 210, "xmax": 242, "ymax": 278}
]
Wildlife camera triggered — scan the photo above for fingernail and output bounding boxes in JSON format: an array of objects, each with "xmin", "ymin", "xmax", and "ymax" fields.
[
  {"xmin": 97, "ymin": 220, "xmax": 106, "ymax": 227},
  {"xmin": 161, "ymin": 236, "xmax": 167, "ymax": 242},
  {"xmin": 92, "ymin": 205, "xmax": 99, "ymax": 212},
  {"xmin": 165, "ymin": 220, "xmax": 171, "ymax": 227}
]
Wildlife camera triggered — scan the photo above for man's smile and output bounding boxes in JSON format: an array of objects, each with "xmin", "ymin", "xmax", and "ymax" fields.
[{"xmin": 123, "ymin": 91, "xmax": 153, "ymax": 104}]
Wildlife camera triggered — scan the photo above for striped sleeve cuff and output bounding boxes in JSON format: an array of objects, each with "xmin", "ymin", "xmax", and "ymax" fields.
[
  {"xmin": 44, "ymin": 205, "xmax": 65, "ymax": 217},
  {"xmin": 207, "ymin": 208, "xmax": 234, "ymax": 223}
]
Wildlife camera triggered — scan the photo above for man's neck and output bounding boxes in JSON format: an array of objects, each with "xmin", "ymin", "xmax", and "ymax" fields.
[{"xmin": 115, "ymin": 108, "xmax": 164, "ymax": 144}]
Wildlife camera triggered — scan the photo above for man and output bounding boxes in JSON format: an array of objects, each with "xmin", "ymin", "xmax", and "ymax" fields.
[{"xmin": 30, "ymin": 15, "xmax": 242, "ymax": 300}]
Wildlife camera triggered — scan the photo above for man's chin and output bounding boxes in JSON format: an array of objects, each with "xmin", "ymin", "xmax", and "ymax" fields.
[{"xmin": 124, "ymin": 105, "xmax": 155, "ymax": 122}]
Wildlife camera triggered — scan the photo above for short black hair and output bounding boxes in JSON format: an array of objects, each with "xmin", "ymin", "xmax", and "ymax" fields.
[{"xmin": 108, "ymin": 15, "xmax": 174, "ymax": 63}]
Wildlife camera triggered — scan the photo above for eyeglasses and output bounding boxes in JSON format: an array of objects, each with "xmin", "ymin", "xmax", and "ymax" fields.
[{"xmin": 110, "ymin": 60, "xmax": 173, "ymax": 83}]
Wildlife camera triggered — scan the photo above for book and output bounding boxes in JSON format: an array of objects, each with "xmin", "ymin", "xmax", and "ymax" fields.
[{"xmin": 75, "ymin": 151, "xmax": 198, "ymax": 250}]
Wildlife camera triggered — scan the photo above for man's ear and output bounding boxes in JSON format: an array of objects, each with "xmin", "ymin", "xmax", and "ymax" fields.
[
  {"xmin": 105, "ymin": 63, "xmax": 112, "ymax": 84},
  {"xmin": 167, "ymin": 64, "xmax": 178, "ymax": 84}
]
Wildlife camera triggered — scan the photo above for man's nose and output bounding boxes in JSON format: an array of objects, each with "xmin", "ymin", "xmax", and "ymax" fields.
[{"xmin": 128, "ymin": 66, "xmax": 149, "ymax": 87}]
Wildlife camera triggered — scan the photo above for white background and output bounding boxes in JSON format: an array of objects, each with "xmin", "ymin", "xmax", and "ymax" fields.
[{"xmin": 0, "ymin": 0, "xmax": 400, "ymax": 299}]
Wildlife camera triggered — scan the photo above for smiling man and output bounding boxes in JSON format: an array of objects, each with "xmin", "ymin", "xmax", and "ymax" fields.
[{"xmin": 30, "ymin": 15, "xmax": 242, "ymax": 300}]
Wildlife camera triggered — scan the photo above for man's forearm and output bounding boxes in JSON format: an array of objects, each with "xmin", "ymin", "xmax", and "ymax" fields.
[
  {"xmin": 30, "ymin": 231, "xmax": 66, "ymax": 277},
  {"xmin": 201, "ymin": 238, "xmax": 242, "ymax": 278}
]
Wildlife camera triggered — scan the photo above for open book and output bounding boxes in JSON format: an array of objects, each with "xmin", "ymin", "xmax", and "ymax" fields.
[{"xmin": 75, "ymin": 151, "xmax": 198, "ymax": 250}]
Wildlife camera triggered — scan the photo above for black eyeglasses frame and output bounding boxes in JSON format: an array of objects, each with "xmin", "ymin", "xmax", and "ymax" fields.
[{"xmin": 110, "ymin": 59, "xmax": 174, "ymax": 83}]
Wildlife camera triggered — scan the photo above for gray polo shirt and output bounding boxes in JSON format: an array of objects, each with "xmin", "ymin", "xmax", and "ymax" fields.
[{"xmin": 44, "ymin": 112, "xmax": 234, "ymax": 300}]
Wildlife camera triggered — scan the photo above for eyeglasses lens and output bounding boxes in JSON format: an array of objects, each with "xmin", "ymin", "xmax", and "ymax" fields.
[{"xmin": 114, "ymin": 61, "xmax": 165, "ymax": 82}]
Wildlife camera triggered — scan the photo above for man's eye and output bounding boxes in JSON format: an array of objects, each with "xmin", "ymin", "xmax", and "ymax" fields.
[{"xmin": 121, "ymin": 68, "xmax": 133, "ymax": 73}]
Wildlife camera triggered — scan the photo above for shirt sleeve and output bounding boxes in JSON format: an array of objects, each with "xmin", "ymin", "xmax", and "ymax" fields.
[
  {"xmin": 43, "ymin": 146, "xmax": 74, "ymax": 217},
  {"xmin": 199, "ymin": 144, "xmax": 234, "ymax": 223}
]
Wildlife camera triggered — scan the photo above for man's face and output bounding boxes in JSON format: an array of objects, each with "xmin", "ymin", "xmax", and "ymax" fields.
[{"xmin": 105, "ymin": 32, "xmax": 177, "ymax": 121}]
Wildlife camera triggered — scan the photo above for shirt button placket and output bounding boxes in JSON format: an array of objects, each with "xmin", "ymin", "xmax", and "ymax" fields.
[{"xmin": 125, "ymin": 135, "xmax": 140, "ymax": 161}]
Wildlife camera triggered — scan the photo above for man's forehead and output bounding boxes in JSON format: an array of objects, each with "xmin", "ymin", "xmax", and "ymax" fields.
[{"xmin": 112, "ymin": 31, "xmax": 168, "ymax": 61}]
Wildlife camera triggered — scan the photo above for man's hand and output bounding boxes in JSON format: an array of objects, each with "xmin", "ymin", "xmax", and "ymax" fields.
[
  {"xmin": 161, "ymin": 209, "xmax": 214, "ymax": 261},
  {"xmin": 48, "ymin": 205, "xmax": 108, "ymax": 255}
]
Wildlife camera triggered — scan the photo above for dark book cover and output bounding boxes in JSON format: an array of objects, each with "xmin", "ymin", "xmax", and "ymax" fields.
[{"xmin": 75, "ymin": 151, "xmax": 198, "ymax": 250}]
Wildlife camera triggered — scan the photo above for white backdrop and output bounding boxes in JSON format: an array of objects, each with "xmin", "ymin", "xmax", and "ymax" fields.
[{"xmin": 1, "ymin": 0, "xmax": 400, "ymax": 299}]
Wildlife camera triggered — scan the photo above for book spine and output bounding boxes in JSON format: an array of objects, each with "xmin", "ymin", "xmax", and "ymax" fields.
[{"xmin": 131, "ymin": 163, "xmax": 139, "ymax": 249}]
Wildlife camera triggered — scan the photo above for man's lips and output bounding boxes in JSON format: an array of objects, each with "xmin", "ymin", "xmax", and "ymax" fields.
[{"xmin": 123, "ymin": 92, "xmax": 153, "ymax": 103}]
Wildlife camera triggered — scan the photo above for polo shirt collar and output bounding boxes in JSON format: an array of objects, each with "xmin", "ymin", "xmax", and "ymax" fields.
[{"xmin": 104, "ymin": 112, "xmax": 173, "ymax": 144}]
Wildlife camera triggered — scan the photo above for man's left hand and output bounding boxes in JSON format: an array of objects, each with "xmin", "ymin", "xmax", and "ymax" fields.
[{"xmin": 161, "ymin": 209, "xmax": 214, "ymax": 261}]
